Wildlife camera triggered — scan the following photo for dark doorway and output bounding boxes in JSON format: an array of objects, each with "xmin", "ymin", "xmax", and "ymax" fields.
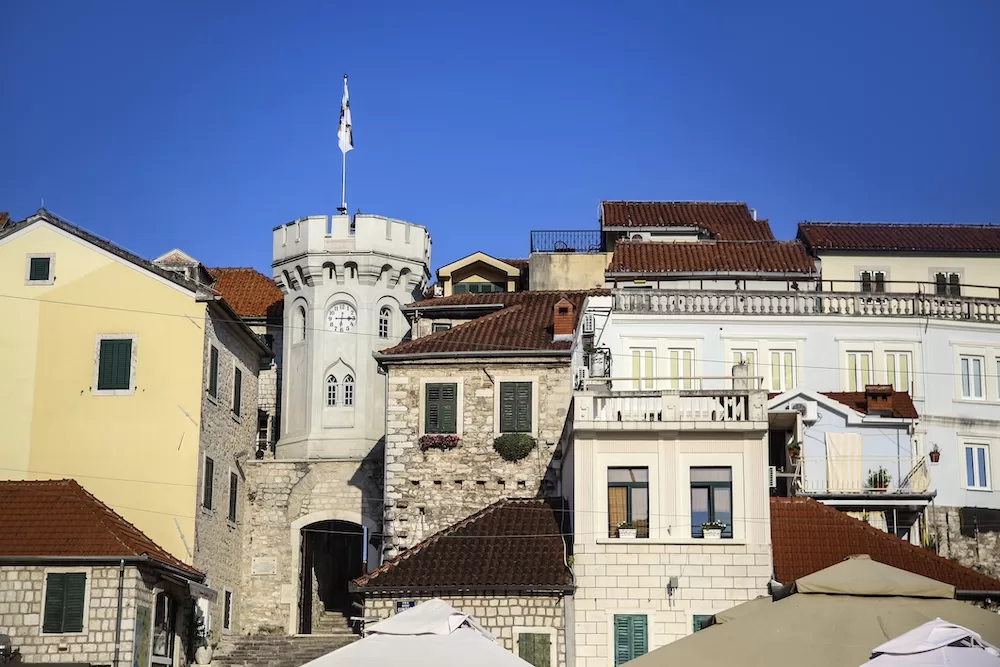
[{"xmin": 298, "ymin": 520, "xmax": 364, "ymax": 634}]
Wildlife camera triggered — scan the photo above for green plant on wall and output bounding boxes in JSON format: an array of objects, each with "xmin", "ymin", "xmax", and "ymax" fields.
[{"xmin": 493, "ymin": 433, "xmax": 537, "ymax": 461}]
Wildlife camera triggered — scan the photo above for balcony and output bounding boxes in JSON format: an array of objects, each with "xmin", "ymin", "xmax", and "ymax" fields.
[
  {"xmin": 793, "ymin": 455, "xmax": 931, "ymax": 497},
  {"xmin": 615, "ymin": 289, "xmax": 1000, "ymax": 323},
  {"xmin": 574, "ymin": 386, "xmax": 768, "ymax": 431},
  {"xmin": 530, "ymin": 230, "xmax": 604, "ymax": 254}
]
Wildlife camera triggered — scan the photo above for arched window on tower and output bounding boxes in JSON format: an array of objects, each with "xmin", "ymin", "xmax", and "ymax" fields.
[
  {"xmin": 343, "ymin": 375, "xmax": 355, "ymax": 406},
  {"xmin": 295, "ymin": 306, "xmax": 307, "ymax": 342},
  {"xmin": 378, "ymin": 307, "xmax": 391, "ymax": 339},
  {"xmin": 326, "ymin": 375, "xmax": 338, "ymax": 407}
]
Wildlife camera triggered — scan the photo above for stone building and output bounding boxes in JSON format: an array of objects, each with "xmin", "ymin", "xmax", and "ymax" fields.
[
  {"xmin": 0, "ymin": 480, "xmax": 205, "ymax": 665},
  {"xmin": 353, "ymin": 498, "xmax": 574, "ymax": 667}
]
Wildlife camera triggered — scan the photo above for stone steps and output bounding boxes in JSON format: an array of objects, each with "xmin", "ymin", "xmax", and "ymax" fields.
[{"xmin": 214, "ymin": 634, "xmax": 358, "ymax": 667}]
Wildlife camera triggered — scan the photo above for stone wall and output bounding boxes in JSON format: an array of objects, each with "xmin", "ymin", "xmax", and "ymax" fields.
[
  {"xmin": 383, "ymin": 359, "xmax": 572, "ymax": 557},
  {"xmin": 367, "ymin": 594, "xmax": 566, "ymax": 667},
  {"xmin": 0, "ymin": 564, "xmax": 189, "ymax": 664},
  {"xmin": 195, "ymin": 306, "xmax": 262, "ymax": 635},
  {"xmin": 240, "ymin": 458, "xmax": 382, "ymax": 634},
  {"xmin": 572, "ymin": 541, "xmax": 772, "ymax": 667},
  {"xmin": 927, "ymin": 505, "xmax": 1000, "ymax": 579}
]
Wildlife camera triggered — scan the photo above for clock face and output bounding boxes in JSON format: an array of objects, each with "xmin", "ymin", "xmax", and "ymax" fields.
[{"xmin": 326, "ymin": 303, "xmax": 357, "ymax": 333}]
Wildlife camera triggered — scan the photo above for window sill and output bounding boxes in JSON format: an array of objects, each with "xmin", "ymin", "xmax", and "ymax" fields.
[
  {"xmin": 963, "ymin": 486, "xmax": 994, "ymax": 493},
  {"xmin": 954, "ymin": 397, "xmax": 991, "ymax": 404},
  {"xmin": 41, "ymin": 630, "xmax": 87, "ymax": 636},
  {"xmin": 206, "ymin": 393, "xmax": 219, "ymax": 405},
  {"xmin": 596, "ymin": 537, "xmax": 747, "ymax": 546},
  {"xmin": 227, "ymin": 519, "xmax": 238, "ymax": 529},
  {"xmin": 25, "ymin": 279, "xmax": 56, "ymax": 286},
  {"xmin": 200, "ymin": 507, "xmax": 214, "ymax": 517},
  {"xmin": 231, "ymin": 412, "xmax": 242, "ymax": 424},
  {"xmin": 92, "ymin": 387, "xmax": 136, "ymax": 397}
]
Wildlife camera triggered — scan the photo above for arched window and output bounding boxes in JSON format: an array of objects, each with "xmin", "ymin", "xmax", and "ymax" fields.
[
  {"xmin": 326, "ymin": 375, "xmax": 338, "ymax": 407},
  {"xmin": 343, "ymin": 375, "xmax": 355, "ymax": 406},
  {"xmin": 295, "ymin": 306, "xmax": 307, "ymax": 341},
  {"xmin": 378, "ymin": 307, "xmax": 391, "ymax": 339}
]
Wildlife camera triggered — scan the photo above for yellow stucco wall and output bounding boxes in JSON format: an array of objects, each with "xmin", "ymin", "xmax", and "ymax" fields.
[
  {"xmin": 529, "ymin": 252, "xmax": 612, "ymax": 291},
  {"xmin": 817, "ymin": 254, "xmax": 1000, "ymax": 298},
  {"xmin": 0, "ymin": 223, "xmax": 206, "ymax": 563}
]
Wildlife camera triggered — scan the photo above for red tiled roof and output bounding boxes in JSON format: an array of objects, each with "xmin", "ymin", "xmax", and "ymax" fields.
[
  {"xmin": 608, "ymin": 241, "xmax": 815, "ymax": 275},
  {"xmin": 207, "ymin": 267, "xmax": 283, "ymax": 320},
  {"xmin": 601, "ymin": 201, "xmax": 775, "ymax": 240},
  {"xmin": 821, "ymin": 390, "xmax": 918, "ymax": 419},
  {"xmin": 0, "ymin": 480, "xmax": 201, "ymax": 577},
  {"xmin": 352, "ymin": 498, "xmax": 572, "ymax": 593},
  {"xmin": 798, "ymin": 222, "xmax": 1000, "ymax": 253},
  {"xmin": 498, "ymin": 258, "xmax": 529, "ymax": 272},
  {"xmin": 383, "ymin": 291, "xmax": 601, "ymax": 357},
  {"xmin": 0, "ymin": 212, "xmax": 10, "ymax": 228},
  {"xmin": 770, "ymin": 497, "xmax": 1000, "ymax": 591}
]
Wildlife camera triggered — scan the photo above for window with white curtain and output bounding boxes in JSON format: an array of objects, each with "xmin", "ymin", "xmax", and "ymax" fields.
[
  {"xmin": 885, "ymin": 351, "xmax": 912, "ymax": 392},
  {"xmin": 847, "ymin": 351, "xmax": 873, "ymax": 392},
  {"xmin": 770, "ymin": 351, "xmax": 795, "ymax": 392}
]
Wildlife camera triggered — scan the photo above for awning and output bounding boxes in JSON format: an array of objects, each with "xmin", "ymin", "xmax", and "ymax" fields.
[{"xmin": 189, "ymin": 581, "xmax": 217, "ymax": 602}]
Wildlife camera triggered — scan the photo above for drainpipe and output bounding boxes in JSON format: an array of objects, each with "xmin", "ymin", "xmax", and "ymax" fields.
[{"xmin": 113, "ymin": 559, "xmax": 125, "ymax": 667}]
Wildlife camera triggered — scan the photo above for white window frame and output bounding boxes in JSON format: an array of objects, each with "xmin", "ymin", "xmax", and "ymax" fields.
[
  {"xmin": 677, "ymin": 452, "xmax": 745, "ymax": 543},
  {"xmin": 666, "ymin": 347, "xmax": 695, "ymax": 390},
  {"xmin": 512, "ymin": 626, "xmax": 556, "ymax": 667},
  {"xmin": 769, "ymin": 350, "xmax": 796, "ymax": 392},
  {"xmin": 605, "ymin": 611, "xmax": 652, "ymax": 667},
  {"xmin": 91, "ymin": 333, "xmax": 139, "ymax": 396},
  {"xmin": 378, "ymin": 307, "xmax": 392, "ymax": 339},
  {"xmin": 960, "ymin": 355, "xmax": 985, "ymax": 400},
  {"xmin": 25, "ymin": 252, "xmax": 56, "ymax": 285},
  {"xmin": 40, "ymin": 567, "xmax": 91, "ymax": 635},
  {"xmin": 595, "ymin": 453, "xmax": 659, "ymax": 541},
  {"xmin": 343, "ymin": 374, "xmax": 355, "ymax": 406},
  {"xmin": 492, "ymin": 375, "xmax": 540, "ymax": 437},
  {"xmin": 884, "ymin": 351, "xmax": 912, "ymax": 393},
  {"xmin": 963, "ymin": 442, "xmax": 991, "ymax": 491},
  {"xmin": 846, "ymin": 351, "xmax": 874, "ymax": 392},
  {"xmin": 418, "ymin": 377, "xmax": 465, "ymax": 437},
  {"xmin": 326, "ymin": 374, "xmax": 338, "ymax": 407},
  {"xmin": 732, "ymin": 349, "xmax": 757, "ymax": 381},
  {"xmin": 857, "ymin": 267, "xmax": 888, "ymax": 293},
  {"xmin": 930, "ymin": 268, "xmax": 963, "ymax": 297}
]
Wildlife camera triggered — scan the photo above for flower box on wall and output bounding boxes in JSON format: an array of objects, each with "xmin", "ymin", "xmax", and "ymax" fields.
[
  {"xmin": 419, "ymin": 434, "xmax": 461, "ymax": 452},
  {"xmin": 701, "ymin": 521, "xmax": 727, "ymax": 540},
  {"xmin": 618, "ymin": 528, "xmax": 637, "ymax": 539}
]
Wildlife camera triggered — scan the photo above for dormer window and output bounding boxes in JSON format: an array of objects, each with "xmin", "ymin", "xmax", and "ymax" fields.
[{"xmin": 26, "ymin": 254, "xmax": 55, "ymax": 284}]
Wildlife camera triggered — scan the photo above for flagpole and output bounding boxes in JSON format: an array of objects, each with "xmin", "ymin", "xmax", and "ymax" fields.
[
  {"xmin": 338, "ymin": 73, "xmax": 350, "ymax": 214},
  {"xmin": 341, "ymin": 142, "xmax": 347, "ymax": 213}
]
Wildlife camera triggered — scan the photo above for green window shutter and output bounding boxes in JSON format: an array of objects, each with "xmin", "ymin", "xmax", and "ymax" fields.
[
  {"xmin": 518, "ymin": 633, "xmax": 550, "ymax": 667},
  {"xmin": 233, "ymin": 368, "xmax": 243, "ymax": 415},
  {"xmin": 425, "ymin": 384, "xmax": 441, "ymax": 432},
  {"xmin": 43, "ymin": 573, "xmax": 67, "ymax": 633},
  {"xmin": 500, "ymin": 383, "xmax": 516, "ymax": 432},
  {"xmin": 203, "ymin": 457, "xmax": 214, "ymax": 509},
  {"xmin": 98, "ymin": 339, "xmax": 132, "ymax": 390},
  {"xmin": 631, "ymin": 615, "xmax": 647, "ymax": 657},
  {"xmin": 209, "ymin": 347, "xmax": 219, "ymax": 397},
  {"xmin": 693, "ymin": 614, "xmax": 713, "ymax": 633},
  {"xmin": 425, "ymin": 383, "xmax": 458, "ymax": 433},
  {"xmin": 614, "ymin": 616, "xmax": 632, "ymax": 666},
  {"xmin": 29, "ymin": 256, "xmax": 51, "ymax": 281},
  {"xmin": 62, "ymin": 573, "xmax": 86, "ymax": 632},
  {"xmin": 440, "ymin": 383, "xmax": 457, "ymax": 433},
  {"xmin": 515, "ymin": 382, "xmax": 531, "ymax": 432}
]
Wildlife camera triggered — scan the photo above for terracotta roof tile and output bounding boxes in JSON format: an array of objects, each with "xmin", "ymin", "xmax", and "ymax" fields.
[
  {"xmin": 498, "ymin": 258, "xmax": 529, "ymax": 272},
  {"xmin": 0, "ymin": 480, "xmax": 201, "ymax": 577},
  {"xmin": 0, "ymin": 212, "xmax": 9, "ymax": 228},
  {"xmin": 207, "ymin": 267, "xmax": 283, "ymax": 320},
  {"xmin": 608, "ymin": 241, "xmax": 815, "ymax": 275},
  {"xmin": 601, "ymin": 201, "xmax": 774, "ymax": 240},
  {"xmin": 798, "ymin": 222, "xmax": 1000, "ymax": 253},
  {"xmin": 383, "ymin": 291, "xmax": 603, "ymax": 357},
  {"xmin": 770, "ymin": 497, "xmax": 1000, "ymax": 591},
  {"xmin": 821, "ymin": 390, "xmax": 918, "ymax": 419},
  {"xmin": 352, "ymin": 498, "xmax": 572, "ymax": 593}
]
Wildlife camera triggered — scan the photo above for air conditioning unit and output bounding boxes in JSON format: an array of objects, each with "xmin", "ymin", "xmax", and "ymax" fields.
[
  {"xmin": 574, "ymin": 366, "xmax": 589, "ymax": 390},
  {"xmin": 768, "ymin": 465, "xmax": 777, "ymax": 489},
  {"xmin": 790, "ymin": 400, "xmax": 819, "ymax": 423},
  {"xmin": 432, "ymin": 284, "xmax": 444, "ymax": 297},
  {"xmin": 582, "ymin": 313, "xmax": 595, "ymax": 335}
]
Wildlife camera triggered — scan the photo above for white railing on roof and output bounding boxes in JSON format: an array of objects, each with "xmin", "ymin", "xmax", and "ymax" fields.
[{"xmin": 574, "ymin": 388, "xmax": 767, "ymax": 426}]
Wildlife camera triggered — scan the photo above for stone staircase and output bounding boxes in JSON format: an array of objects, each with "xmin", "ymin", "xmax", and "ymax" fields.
[{"xmin": 214, "ymin": 631, "xmax": 358, "ymax": 667}]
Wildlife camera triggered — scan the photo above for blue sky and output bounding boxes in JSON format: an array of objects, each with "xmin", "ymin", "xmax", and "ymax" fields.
[{"xmin": 1, "ymin": 1, "xmax": 998, "ymax": 272}]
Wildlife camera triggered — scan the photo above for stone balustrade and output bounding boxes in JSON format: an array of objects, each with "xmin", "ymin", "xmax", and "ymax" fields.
[{"xmin": 574, "ymin": 388, "xmax": 768, "ymax": 430}]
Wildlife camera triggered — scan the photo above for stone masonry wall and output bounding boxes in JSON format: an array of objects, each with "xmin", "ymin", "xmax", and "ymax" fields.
[
  {"xmin": 240, "ymin": 459, "xmax": 382, "ymax": 634},
  {"xmin": 384, "ymin": 359, "xmax": 572, "ymax": 558},
  {"xmin": 367, "ymin": 595, "xmax": 566, "ymax": 667},
  {"xmin": 928, "ymin": 505, "xmax": 1000, "ymax": 579},
  {"xmin": 572, "ymin": 541, "xmax": 772, "ymax": 667},
  {"xmin": 0, "ymin": 564, "xmax": 180, "ymax": 664},
  {"xmin": 195, "ymin": 307, "xmax": 262, "ymax": 635}
]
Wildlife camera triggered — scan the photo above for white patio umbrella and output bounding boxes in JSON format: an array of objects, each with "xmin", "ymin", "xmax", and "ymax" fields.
[
  {"xmin": 861, "ymin": 619, "xmax": 1000, "ymax": 667},
  {"xmin": 298, "ymin": 598, "xmax": 534, "ymax": 667}
]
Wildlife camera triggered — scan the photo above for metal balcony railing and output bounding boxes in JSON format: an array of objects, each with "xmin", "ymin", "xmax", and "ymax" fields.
[
  {"xmin": 530, "ymin": 230, "xmax": 603, "ymax": 254},
  {"xmin": 794, "ymin": 456, "xmax": 931, "ymax": 495}
]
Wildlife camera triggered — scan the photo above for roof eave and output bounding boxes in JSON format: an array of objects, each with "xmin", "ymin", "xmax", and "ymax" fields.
[
  {"xmin": 607, "ymin": 270, "xmax": 816, "ymax": 279},
  {"xmin": 0, "ymin": 554, "xmax": 203, "ymax": 581},
  {"xmin": 375, "ymin": 349, "xmax": 573, "ymax": 362},
  {"xmin": 202, "ymin": 297, "xmax": 274, "ymax": 358},
  {"xmin": 350, "ymin": 583, "xmax": 575, "ymax": 595}
]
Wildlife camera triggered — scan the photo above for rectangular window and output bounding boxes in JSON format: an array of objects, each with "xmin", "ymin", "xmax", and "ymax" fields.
[
  {"xmin": 233, "ymin": 367, "xmax": 243, "ymax": 416},
  {"xmin": 228, "ymin": 471, "xmax": 239, "ymax": 522},
  {"xmin": 960, "ymin": 355, "xmax": 985, "ymax": 399},
  {"xmin": 517, "ymin": 633, "xmax": 552, "ymax": 667},
  {"xmin": 935, "ymin": 272, "xmax": 961, "ymax": 297},
  {"xmin": 42, "ymin": 572, "xmax": 86, "ymax": 634},
  {"xmin": 256, "ymin": 411, "xmax": 269, "ymax": 450},
  {"xmin": 208, "ymin": 346, "xmax": 219, "ymax": 398},
  {"xmin": 613, "ymin": 615, "xmax": 648, "ymax": 666},
  {"xmin": 453, "ymin": 281, "xmax": 505, "ymax": 294},
  {"xmin": 667, "ymin": 348, "xmax": 694, "ymax": 390},
  {"xmin": 770, "ymin": 350, "xmax": 795, "ymax": 391},
  {"xmin": 607, "ymin": 467, "xmax": 649, "ymax": 538},
  {"xmin": 631, "ymin": 348, "xmax": 655, "ymax": 390},
  {"xmin": 847, "ymin": 351, "xmax": 873, "ymax": 392},
  {"xmin": 691, "ymin": 467, "xmax": 733, "ymax": 538},
  {"xmin": 259, "ymin": 334, "xmax": 274, "ymax": 371},
  {"xmin": 885, "ymin": 351, "xmax": 911, "ymax": 392},
  {"xmin": 693, "ymin": 614, "xmax": 714, "ymax": 633},
  {"xmin": 29, "ymin": 256, "xmax": 52, "ymax": 282},
  {"xmin": 500, "ymin": 382, "xmax": 532, "ymax": 433},
  {"xmin": 202, "ymin": 457, "xmax": 214, "ymax": 510},
  {"xmin": 733, "ymin": 350, "xmax": 757, "ymax": 379},
  {"xmin": 152, "ymin": 592, "xmax": 175, "ymax": 660},
  {"xmin": 223, "ymin": 590, "xmax": 233, "ymax": 630},
  {"xmin": 965, "ymin": 444, "xmax": 991, "ymax": 489},
  {"xmin": 431, "ymin": 322, "xmax": 451, "ymax": 332},
  {"xmin": 860, "ymin": 271, "xmax": 886, "ymax": 293},
  {"xmin": 97, "ymin": 339, "xmax": 133, "ymax": 391},
  {"xmin": 425, "ymin": 382, "xmax": 458, "ymax": 433}
]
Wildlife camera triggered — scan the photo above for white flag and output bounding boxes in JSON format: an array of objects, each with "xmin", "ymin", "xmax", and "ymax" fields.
[{"xmin": 338, "ymin": 75, "xmax": 354, "ymax": 154}]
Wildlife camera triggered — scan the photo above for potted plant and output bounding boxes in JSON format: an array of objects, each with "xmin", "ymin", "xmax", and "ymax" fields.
[
  {"xmin": 865, "ymin": 467, "xmax": 892, "ymax": 493},
  {"xmin": 617, "ymin": 522, "xmax": 637, "ymax": 539},
  {"xmin": 493, "ymin": 433, "xmax": 537, "ymax": 462},
  {"xmin": 929, "ymin": 445, "xmax": 941, "ymax": 464},
  {"xmin": 701, "ymin": 520, "xmax": 727, "ymax": 540},
  {"xmin": 192, "ymin": 612, "xmax": 216, "ymax": 665},
  {"xmin": 418, "ymin": 434, "xmax": 461, "ymax": 452},
  {"xmin": 786, "ymin": 441, "xmax": 801, "ymax": 462}
]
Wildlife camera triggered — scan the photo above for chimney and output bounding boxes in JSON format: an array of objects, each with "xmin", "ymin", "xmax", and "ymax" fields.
[
  {"xmin": 749, "ymin": 207, "xmax": 757, "ymax": 221},
  {"xmin": 864, "ymin": 384, "xmax": 894, "ymax": 417},
  {"xmin": 553, "ymin": 297, "xmax": 575, "ymax": 342}
]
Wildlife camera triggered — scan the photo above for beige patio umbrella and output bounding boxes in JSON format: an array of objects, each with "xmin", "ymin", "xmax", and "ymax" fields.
[{"xmin": 626, "ymin": 557, "xmax": 1000, "ymax": 667}]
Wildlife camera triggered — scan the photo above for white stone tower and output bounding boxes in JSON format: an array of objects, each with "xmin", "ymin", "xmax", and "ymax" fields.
[{"xmin": 272, "ymin": 213, "xmax": 431, "ymax": 459}]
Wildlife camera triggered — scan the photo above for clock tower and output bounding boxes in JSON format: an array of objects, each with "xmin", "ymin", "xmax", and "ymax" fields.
[{"xmin": 272, "ymin": 213, "xmax": 431, "ymax": 459}]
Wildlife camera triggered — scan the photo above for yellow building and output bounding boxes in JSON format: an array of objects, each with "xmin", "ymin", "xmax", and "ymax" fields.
[{"xmin": 0, "ymin": 209, "xmax": 270, "ymax": 634}]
